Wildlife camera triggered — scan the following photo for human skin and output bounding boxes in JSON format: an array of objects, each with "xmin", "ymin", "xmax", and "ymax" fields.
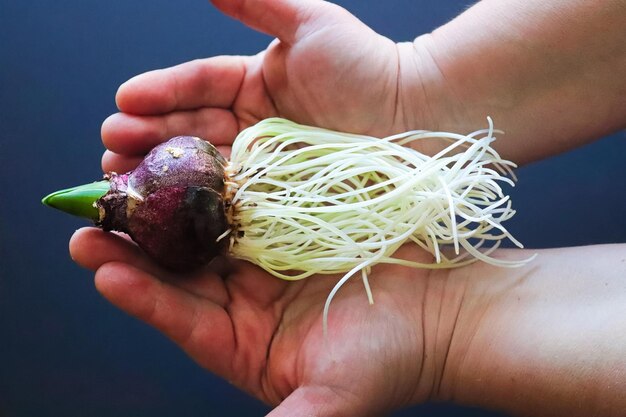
[
  {"xmin": 410, "ymin": 0, "xmax": 626, "ymax": 164},
  {"xmin": 72, "ymin": 0, "xmax": 626, "ymax": 415}
]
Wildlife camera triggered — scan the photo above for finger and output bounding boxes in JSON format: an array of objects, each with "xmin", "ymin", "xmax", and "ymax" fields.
[
  {"xmin": 101, "ymin": 151, "xmax": 143, "ymax": 174},
  {"xmin": 70, "ymin": 227, "xmax": 231, "ymax": 305},
  {"xmin": 210, "ymin": 0, "xmax": 347, "ymax": 44},
  {"xmin": 116, "ymin": 56, "xmax": 247, "ymax": 115},
  {"xmin": 70, "ymin": 227, "xmax": 158, "ymax": 274},
  {"xmin": 101, "ymin": 108, "xmax": 239, "ymax": 155},
  {"xmin": 95, "ymin": 262, "xmax": 236, "ymax": 378}
]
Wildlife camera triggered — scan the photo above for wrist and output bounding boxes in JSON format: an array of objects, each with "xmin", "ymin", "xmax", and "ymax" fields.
[
  {"xmin": 394, "ymin": 37, "xmax": 470, "ymax": 134},
  {"xmin": 401, "ymin": 0, "xmax": 626, "ymax": 164},
  {"xmin": 434, "ymin": 246, "xmax": 626, "ymax": 416},
  {"xmin": 391, "ymin": 263, "xmax": 477, "ymax": 408},
  {"xmin": 429, "ymin": 254, "xmax": 530, "ymax": 407}
]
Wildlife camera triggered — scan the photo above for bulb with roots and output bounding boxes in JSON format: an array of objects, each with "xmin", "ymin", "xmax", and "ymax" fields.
[{"xmin": 43, "ymin": 118, "xmax": 533, "ymax": 331}]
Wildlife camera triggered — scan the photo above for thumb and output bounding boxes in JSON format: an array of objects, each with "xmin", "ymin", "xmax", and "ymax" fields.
[
  {"xmin": 210, "ymin": 0, "xmax": 350, "ymax": 44},
  {"xmin": 266, "ymin": 386, "xmax": 379, "ymax": 417}
]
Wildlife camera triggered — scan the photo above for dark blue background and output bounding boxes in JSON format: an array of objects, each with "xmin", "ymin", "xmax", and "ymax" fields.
[{"xmin": 1, "ymin": 1, "xmax": 624, "ymax": 416}]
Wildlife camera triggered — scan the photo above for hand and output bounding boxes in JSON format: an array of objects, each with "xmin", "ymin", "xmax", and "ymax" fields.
[
  {"xmin": 69, "ymin": 232, "xmax": 626, "ymax": 417},
  {"xmin": 70, "ymin": 228, "xmax": 444, "ymax": 416},
  {"xmin": 100, "ymin": 0, "xmax": 435, "ymax": 175}
]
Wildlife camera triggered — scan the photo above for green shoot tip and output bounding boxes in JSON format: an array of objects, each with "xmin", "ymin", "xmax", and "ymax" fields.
[{"xmin": 42, "ymin": 180, "xmax": 110, "ymax": 221}]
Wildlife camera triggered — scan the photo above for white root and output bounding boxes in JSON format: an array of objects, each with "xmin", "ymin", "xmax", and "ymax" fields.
[{"xmin": 224, "ymin": 118, "xmax": 532, "ymax": 333}]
